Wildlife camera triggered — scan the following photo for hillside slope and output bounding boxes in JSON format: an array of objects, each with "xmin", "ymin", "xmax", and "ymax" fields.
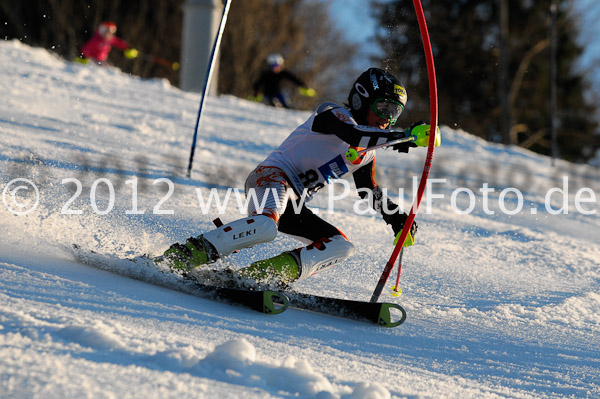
[{"xmin": 1, "ymin": 40, "xmax": 599, "ymax": 399}]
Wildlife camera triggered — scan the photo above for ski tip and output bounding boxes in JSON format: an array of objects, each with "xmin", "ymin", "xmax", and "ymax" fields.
[
  {"xmin": 262, "ymin": 291, "xmax": 288, "ymax": 315},
  {"xmin": 377, "ymin": 303, "xmax": 407, "ymax": 327}
]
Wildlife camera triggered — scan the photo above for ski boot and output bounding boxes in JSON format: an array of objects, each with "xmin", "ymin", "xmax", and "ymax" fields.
[
  {"xmin": 238, "ymin": 250, "xmax": 300, "ymax": 286},
  {"xmin": 160, "ymin": 235, "xmax": 218, "ymax": 273}
]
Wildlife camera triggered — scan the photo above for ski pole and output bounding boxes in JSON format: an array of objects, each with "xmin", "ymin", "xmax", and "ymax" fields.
[
  {"xmin": 370, "ymin": 213, "xmax": 416, "ymax": 302},
  {"xmin": 391, "ymin": 248, "xmax": 404, "ymax": 295},
  {"xmin": 139, "ymin": 53, "xmax": 180, "ymax": 70},
  {"xmin": 345, "ymin": 136, "xmax": 416, "ymax": 163},
  {"xmin": 123, "ymin": 49, "xmax": 179, "ymax": 70},
  {"xmin": 357, "ymin": 136, "xmax": 416, "ymax": 154}
]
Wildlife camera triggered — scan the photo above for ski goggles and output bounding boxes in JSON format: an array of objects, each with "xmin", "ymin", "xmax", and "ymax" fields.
[{"xmin": 371, "ymin": 98, "xmax": 404, "ymax": 123}]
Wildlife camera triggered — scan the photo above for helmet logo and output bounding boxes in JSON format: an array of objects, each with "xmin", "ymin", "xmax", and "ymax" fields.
[
  {"xmin": 370, "ymin": 74, "xmax": 379, "ymax": 90},
  {"xmin": 354, "ymin": 83, "xmax": 369, "ymax": 98},
  {"xmin": 394, "ymin": 84, "xmax": 407, "ymax": 105},
  {"xmin": 394, "ymin": 84, "xmax": 406, "ymax": 97}
]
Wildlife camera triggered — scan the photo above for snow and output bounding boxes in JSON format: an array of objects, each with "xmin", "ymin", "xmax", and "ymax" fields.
[{"xmin": 1, "ymin": 40, "xmax": 599, "ymax": 398}]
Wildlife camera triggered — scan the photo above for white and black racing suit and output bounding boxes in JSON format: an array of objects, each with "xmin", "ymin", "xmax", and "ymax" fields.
[{"xmin": 240, "ymin": 102, "xmax": 405, "ymax": 279}]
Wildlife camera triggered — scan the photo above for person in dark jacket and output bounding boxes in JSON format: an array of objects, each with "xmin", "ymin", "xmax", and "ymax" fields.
[{"xmin": 252, "ymin": 53, "xmax": 314, "ymax": 108}]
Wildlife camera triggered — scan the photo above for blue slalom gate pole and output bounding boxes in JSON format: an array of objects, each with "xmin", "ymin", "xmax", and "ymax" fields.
[{"xmin": 187, "ymin": 0, "xmax": 233, "ymax": 178}]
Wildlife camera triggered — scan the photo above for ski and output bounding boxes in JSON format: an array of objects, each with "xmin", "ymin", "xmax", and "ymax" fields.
[
  {"xmin": 186, "ymin": 281, "xmax": 288, "ymax": 315},
  {"xmin": 70, "ymin": 245, "xmax": 287, "ymax": 315},
  {"xmin": 182, "ymin": 267, "xmax": 406, "ymax": 327},
  {"xmin": 284, "ymin": 291, "xmax": 406, "ymax": 328}
]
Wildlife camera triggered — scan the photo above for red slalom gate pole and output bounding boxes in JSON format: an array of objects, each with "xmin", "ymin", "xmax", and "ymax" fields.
[{"xmin": 370, "ymin": 0, "xmax": 438, "ymax": 303}]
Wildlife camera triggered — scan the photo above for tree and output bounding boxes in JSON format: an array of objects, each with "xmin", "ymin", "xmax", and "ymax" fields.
[
  {"xmin": 0, "ymin": 0, "xmax": 182, "ymax": 84},
  {"xmin": 218, "ymin": 0, "xmax": 359, "ymax": 110},
  {"xmin": 0, "ymin": 0, "xmax": 358, "ymax": 111},
  {"xmin": 372, "ymin": 0, "xmax": 600, "ymax": 163}
]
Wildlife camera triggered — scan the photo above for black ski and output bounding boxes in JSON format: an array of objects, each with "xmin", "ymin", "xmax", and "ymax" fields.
[
  {"xmin": 70, "ymin": 245, "xmax": 287, "ymax": 315},
  {"xmin": 284, "ymin": 291, "xmax": 406, "ymax": 328},
  {"xmin": 181, "ymin": 266, "xmax": 406, "ymax": 327},
  {"xmin": 187, "ymin": 281, "xmax": 288, "ymax": 314}
]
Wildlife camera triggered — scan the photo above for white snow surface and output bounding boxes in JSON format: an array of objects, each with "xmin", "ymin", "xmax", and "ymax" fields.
[{"xmin": 1, "ymin": 40, "xmax": 599, "ymax": 398}]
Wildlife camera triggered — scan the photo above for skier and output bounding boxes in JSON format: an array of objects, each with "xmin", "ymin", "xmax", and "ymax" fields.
[
  {"xmin": 80, "ymin": 22, "xmax": 138, "ymax": 64},
  {"xmin": 251, "ymin": 53, "xmax": 315, "ymax": 108},
  {"xmin": 162, "ymin": 68, "xmax": 440, "ymax": 286}
]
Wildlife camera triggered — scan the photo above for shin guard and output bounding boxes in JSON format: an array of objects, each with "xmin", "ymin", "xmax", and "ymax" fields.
[
  {"xmin": 296, "ymin": 235, "xmax": 355, "ymax": 281},
  {"xmin": 202, "ymin": 215, "xmax": 278, "ymax": 257}
]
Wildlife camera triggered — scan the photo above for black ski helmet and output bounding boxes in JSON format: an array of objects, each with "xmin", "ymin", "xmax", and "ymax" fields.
[{"xmin": 348, "ymin": 68, "xmax": 407, "ymax": 124}]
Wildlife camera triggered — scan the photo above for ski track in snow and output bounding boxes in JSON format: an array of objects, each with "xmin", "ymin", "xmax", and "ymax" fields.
[{"xmin": 1, "ymin": 40, "xmax": 599, "ymax": 398}]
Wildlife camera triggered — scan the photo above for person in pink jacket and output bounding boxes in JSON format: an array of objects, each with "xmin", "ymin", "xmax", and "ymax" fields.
[{"xmin": 81, "ymin": 22, "xmax": 137, "ymax": 64}]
